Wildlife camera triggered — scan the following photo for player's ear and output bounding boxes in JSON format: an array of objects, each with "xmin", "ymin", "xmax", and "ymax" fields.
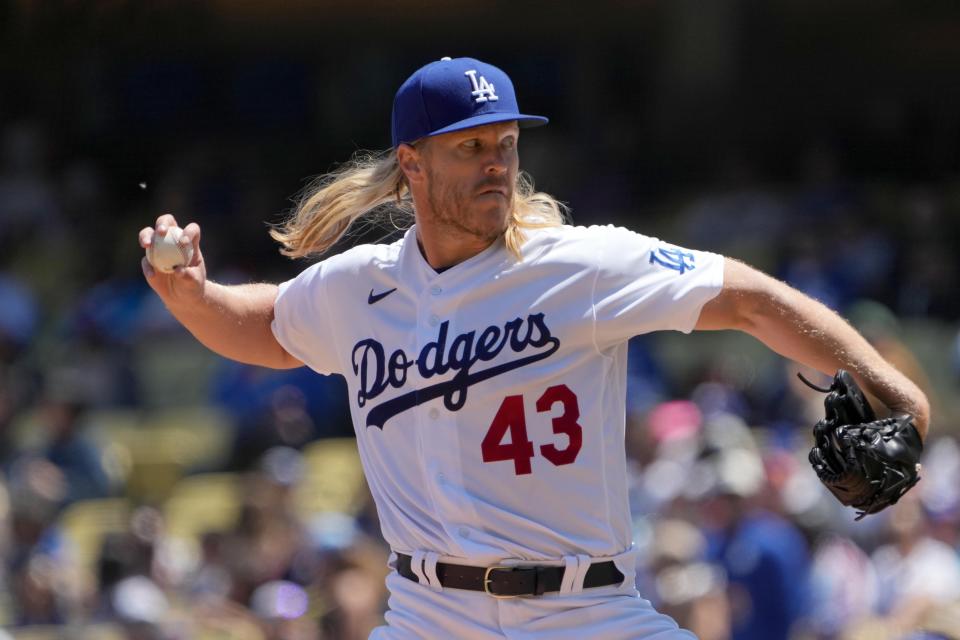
[{"xmin": 397, "ymin": 142, "xmax": 426, "ymax": 184}]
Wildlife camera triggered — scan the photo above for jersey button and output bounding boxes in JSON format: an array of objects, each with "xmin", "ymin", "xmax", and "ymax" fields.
[
  {"xmin": 430, "ymin": 285, "xmax": 442, "ymax": 295},
  {"xmin": 428, "ymin": 314, "xmax": 440, "ymax": 326},
  {"xmin": 458, "ymin": 527, "xmax": 470, "ymax": 539},
  {"xmin": 428, "ymin": 408, "xmax": 439, "ymax": 420}
]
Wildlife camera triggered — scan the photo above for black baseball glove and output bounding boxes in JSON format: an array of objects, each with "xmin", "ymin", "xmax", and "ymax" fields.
[{"xmin": 799, "ymin": 369, "xmax": 923, "ymax": 520}]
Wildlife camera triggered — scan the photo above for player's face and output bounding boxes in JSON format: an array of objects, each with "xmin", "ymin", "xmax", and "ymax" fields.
[{"xmin": 419, "ymin": 121, "xmax": 520, "ymax": 243}]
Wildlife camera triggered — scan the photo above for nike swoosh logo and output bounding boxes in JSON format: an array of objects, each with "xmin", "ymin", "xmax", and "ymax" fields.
[{"xmin": 368, "ymin": 288, "xmax": 397, "ymax": 304}]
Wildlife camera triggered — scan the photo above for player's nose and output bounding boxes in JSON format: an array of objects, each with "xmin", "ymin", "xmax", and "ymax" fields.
[{"xmin": 483, "ymin": 148, "xmax": 509, "ymax": 175}]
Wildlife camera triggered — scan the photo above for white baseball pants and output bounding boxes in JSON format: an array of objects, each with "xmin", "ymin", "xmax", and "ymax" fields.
[{"xmin": 369, "ymin": 551, "xmax": 697, "ymax": 639}]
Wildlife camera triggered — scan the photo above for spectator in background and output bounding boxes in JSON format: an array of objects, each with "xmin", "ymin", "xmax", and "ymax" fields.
[
  {"xmin": 250, "ymin": 579, "xmax": 317, "ymax": 640},
  {"xmin": 110, "ymin": 574, "xmax": 171, "ymax": 640},
  {"xmin": 0, "ymin": 363, "xmax": 30, "ymax": 466},
  {"xmin": 694, "ymin": 438, "xmax": 811, "ymax": 640},
  {"xmin": 9, "ymin": 553, "xmax": 65, "ymax": 626},
  {"xmin": 917, "ymin": 437, "xmax": 960, "ymax": 549},
  {"xmin": 0, "ymin": 273, "xmax": 38, "ymax": 364},
  {"xmin": 871, "ymin": 493, "xmax": 960, "ymax": 630},
  {"xmin": 96, "ymin": 530, "xmax": 157, "ymax": 620},
  {"xmin": 211, "ymin": 362, "xmax": 352, "ymax": 469},
  {"xmin": 639, "ymin": 517, "xmax": 730, "ymax": 640},
  {"xmin": 4, "ymin": 456, "xmax": 70, "ymax": 625},
  {"xmin": 320, "ymin": 560, "xmax": 390, "ymax": 640},
  {"xmin": 805, "ymin": 534, "xmax": 880, "ymax": 638},
  {"xmin": 625, "ymin": 335, "xmax": 669, "ymax": 423},
  {"xmin": 35, "ymin": 367, "xmax": 112, "ymax": 503},
  {"xmin": 219, "ymin": 455, "xmax": 309, "ymax": 608}
]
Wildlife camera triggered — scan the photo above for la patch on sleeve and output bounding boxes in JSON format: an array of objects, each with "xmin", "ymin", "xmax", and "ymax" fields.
[{"xmin": 649, "ymin": 244, "xmax": 696, "ymax": 274}]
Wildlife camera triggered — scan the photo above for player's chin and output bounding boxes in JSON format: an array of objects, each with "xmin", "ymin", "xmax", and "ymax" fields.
[
  {"xmin": 474, "ymin": 195, "xmax": 510, "ymax": 220},
  {"xmin": 471, "ymin": 204, "xmax": 510, "ymax": 237}
]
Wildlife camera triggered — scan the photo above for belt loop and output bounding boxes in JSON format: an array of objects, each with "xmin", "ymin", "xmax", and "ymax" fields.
[
  {"xmin": 410, "ymin": 550, "xmax": 428, "ymax": 586},
  {"xmin": 423, "ymin": 551, "xmax": 442, "ymax": 592},
  {"xmin": 559, "ymin": 555, "xmax": 578, "ymax": 594},
  {"xmin": 571, "ymin": 554, "xmax": 591, "ymax": 593}
]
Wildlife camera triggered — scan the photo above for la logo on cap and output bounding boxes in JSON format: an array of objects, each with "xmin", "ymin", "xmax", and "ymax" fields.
[
  {"xmin": 464, "ymin": 69, "xmax": 499, "ymax": 103},
  {"xmin": 390, "ymin": 56, "xmax": 548, "ymax": 148}
]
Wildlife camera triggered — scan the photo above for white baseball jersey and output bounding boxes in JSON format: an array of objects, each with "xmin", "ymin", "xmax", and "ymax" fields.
[{"xmin": 272, "ymin": 224, "xmax": 723, "ymax": 566}]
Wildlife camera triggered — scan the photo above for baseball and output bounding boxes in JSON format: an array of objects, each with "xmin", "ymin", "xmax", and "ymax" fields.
[{"xmin": 146, "ymin": 226, "xmax": 194, "ymax": 273}]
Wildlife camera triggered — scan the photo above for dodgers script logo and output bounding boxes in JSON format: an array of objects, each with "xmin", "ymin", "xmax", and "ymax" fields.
[
  {"xmin": 464, "ymin": 69, "xmax": 499, "ymax": 103},
  {"xmin": 351, "ymin": 313, "xmax": 559, "ymax": 429}
]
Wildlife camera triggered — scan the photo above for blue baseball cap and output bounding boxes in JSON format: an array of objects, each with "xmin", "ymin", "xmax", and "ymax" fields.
[{"xmin": 391, "ymin": 56, "xmax": 549, "ymax": 148}]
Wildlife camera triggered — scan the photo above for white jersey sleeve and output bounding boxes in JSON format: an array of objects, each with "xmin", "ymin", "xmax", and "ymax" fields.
[
  {"xmin": 590, "ymin": 225, "xmax": 724, "ymax": 347},
  {"xmin": 271, "ymin": 260, "xmax": 342, "ymax": 375}
]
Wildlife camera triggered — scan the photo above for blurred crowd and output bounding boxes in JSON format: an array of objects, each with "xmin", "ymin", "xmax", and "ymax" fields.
[{"xmin": 2, "ymin": 62, "xmax": 960, "ymax": 639}]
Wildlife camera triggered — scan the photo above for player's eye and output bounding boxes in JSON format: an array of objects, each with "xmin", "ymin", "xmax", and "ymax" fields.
[
  {"xmin": 502, "ymin": 136, "xmax": 516, "ymax": 149},
  {"xmin": 461, "ymin": 139, "xmax": 480, "ymax": 150}
]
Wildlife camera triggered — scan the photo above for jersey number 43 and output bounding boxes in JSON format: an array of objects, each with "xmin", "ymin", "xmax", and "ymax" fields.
[{"xmin": 481, "ymin": 384, "xmax": 582, "ymax": 475}]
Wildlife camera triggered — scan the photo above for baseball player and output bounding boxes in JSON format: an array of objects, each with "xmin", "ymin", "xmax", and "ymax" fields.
[{"xmin": 139, "ymin": 57, "xmax": 929, "ymax": 638}]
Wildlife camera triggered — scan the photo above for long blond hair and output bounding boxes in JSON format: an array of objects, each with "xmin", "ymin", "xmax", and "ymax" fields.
[{"xmin": 270, "ymin": 148, "xmax": 568, "ymax": 260}]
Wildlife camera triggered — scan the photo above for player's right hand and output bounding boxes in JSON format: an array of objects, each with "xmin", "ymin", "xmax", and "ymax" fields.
[{"xmin": 139, "ymin": 214, "xmax": 207, "ymax": 307}]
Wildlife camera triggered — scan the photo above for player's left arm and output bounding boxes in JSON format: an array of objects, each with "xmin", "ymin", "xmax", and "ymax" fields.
[{"xmin": 695, "ymin": 258, "xmax": 930, "ymax": 438}]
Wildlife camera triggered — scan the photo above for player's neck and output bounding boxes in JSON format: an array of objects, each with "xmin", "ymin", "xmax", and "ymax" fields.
[{"xmin": 414, "ymin": 223, "xmax": 499, "ymax": 271}]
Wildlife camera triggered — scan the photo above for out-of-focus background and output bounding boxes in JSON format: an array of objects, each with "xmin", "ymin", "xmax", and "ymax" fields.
[{"xmin": 2, "ymin": 2, "xmax": 960, "ymax": 639}]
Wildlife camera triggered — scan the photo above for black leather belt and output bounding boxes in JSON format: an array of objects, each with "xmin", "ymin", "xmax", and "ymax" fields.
[{"xmin": 396, "ymin": 553, "xmax": 624, "ymax": 598}]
